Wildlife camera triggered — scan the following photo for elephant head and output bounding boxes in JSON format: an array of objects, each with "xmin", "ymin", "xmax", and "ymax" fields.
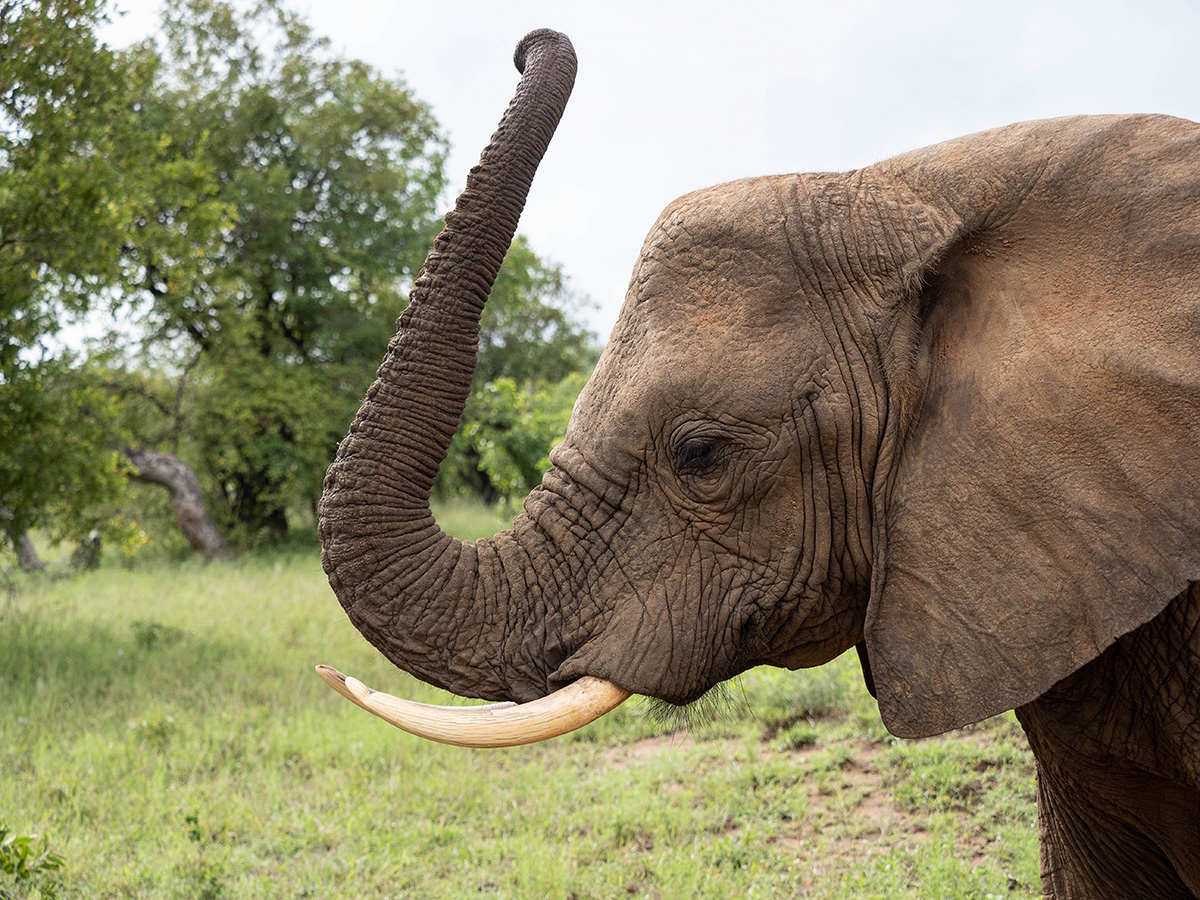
[{"xmin": 318, "ymin": 30, "xmax": 1200, "ymax": 742}]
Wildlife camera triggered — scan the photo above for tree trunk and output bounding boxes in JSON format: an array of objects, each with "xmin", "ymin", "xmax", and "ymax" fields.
[
  {"xmin": 124, "ymin": 447, "xmax": 230, "ymax": 559},
  {"xmin": 14, "ymin": 532, "xmax": 44, "ymax": 571},
  {"xmin": 0, "ymin": 506, "xmax": 45, "ymax": 571}
]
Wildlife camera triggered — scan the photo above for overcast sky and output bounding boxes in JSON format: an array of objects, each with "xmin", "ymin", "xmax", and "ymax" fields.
[{"xmin": 105, "ymin": 0, "xmax": 1200, "ymax": 339}]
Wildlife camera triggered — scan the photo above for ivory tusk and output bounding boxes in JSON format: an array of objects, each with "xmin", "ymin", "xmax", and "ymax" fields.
[{"xmin": 315, "ymin": 665, "xmax": 631, "ymax": 748}]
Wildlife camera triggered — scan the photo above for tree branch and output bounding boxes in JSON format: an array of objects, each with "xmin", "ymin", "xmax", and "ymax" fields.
[{"xmin": 123, "ymin": 447, "xmax": 230, "ymax": 559}]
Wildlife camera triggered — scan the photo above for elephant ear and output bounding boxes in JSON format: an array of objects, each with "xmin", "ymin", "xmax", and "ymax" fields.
[{"xmin": 865, "ymin": 114, "xmax": 1200, "ymax": 738}]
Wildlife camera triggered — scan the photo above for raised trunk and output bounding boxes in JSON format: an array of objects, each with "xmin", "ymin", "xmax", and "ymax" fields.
[{"xmin": 318, "ymin": 31, "xmax": 577, "ymax": 703}]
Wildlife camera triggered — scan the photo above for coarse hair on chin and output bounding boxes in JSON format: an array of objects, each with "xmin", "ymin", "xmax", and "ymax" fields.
[{"xmin": 641, "ymin": 681, "xmax": 738, "ymax": 732}]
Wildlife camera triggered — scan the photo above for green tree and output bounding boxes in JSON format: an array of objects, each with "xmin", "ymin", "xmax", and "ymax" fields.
[
  {"xmin": 0, "ymin": 0, "xmax": 225, "ymax": 559},
  {"xmin": 2, "ymin": 0, "xmax": 129, "ymax": 357},
  {"xmin": 0, "ymin": 355, "xmax": 125, "ymax": 546},
  {"xmin": 438, "ymin": 238, "xmax": 598, "ymax": 506},
  {"xmin": 476, "ymin": 236, "xmax": 596, "ymax": 386},
  {"xmin": 451, "ymin": 371, "xmax": 592, "ymax": 508},
  {"xmin": 125, "ymin": 0, "xmax": 448, "ymax": 540},
  {"xmin": 0, "ymin": 0, "xmax": 592, "ymax": 559}
]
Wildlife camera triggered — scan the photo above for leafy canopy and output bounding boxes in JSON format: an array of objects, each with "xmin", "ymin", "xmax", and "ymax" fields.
[
  {"xmin": 0, "ymin": 0, "xmax": 222, "ymax": 543},
  {"xmin": 0, "ymin": 0, "xmax": 597, "ymax": 557},
  {"xmin": 117, "ymin": 0, "xmax": 450, "ymax": 539}
]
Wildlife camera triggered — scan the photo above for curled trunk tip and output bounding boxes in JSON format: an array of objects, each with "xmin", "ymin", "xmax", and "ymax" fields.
[{"xmin": 514, "ymin": 29, "xmax": 573, "ymax": 73}]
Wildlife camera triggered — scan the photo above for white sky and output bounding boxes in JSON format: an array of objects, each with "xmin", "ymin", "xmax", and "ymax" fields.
[{"xmin": 104, "ymin": 0, "xmax": 1200, "ymax": 340}]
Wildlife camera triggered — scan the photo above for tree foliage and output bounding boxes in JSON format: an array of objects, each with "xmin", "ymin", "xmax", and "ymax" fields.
[
  {"xmin": 2, "ymin": 0, "xmax": 135, "ymax": 353},
  {"xmin": 438, "ymin": 236, "xmax": 597, "ymax": 507},
  {"xmin": 0, "ymin": 0, "xmax": 191, "ymax": 550},
  {"xmin": 449, "ymin": 372, "xmax": 591, "ymax": 508},
  {"xmin": 0, "ymin": 355, "xmax": 125, "ymax": 542},
  {"xmin": 0, "ymin": 0, "xmax": 597, "ymax": 559},
  {"xmin": 477, "ymin": 236, "xmax": 596, "ymax": 386},
  {"xmin": 115, "ymin": 0, "xmax": 449, "ymax": 539}
]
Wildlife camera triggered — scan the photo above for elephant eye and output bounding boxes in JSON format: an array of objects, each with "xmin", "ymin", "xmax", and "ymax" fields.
[{"xmin": 674, "ymin": 436, "xmax": 726, "ymax": 478}]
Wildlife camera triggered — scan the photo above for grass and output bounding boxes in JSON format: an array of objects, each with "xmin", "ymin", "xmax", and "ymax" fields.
[{"xmin": 1, "ymin": 501, "xmax": 1039, "ymax": 898}]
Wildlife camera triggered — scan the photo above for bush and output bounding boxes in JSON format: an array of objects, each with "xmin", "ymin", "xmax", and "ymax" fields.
[
  {"xmin": 439, "ymin": 371, "xmax": 590, "ymax": 509},
  {"xmin": 0, "ymin": 822, "xmax": 64, "ymax": 899}
]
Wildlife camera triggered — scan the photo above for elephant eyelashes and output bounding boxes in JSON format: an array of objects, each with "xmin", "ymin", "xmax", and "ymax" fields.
[{"xmin": 674, "ymin": 436, "xmax": 727, "ymax": 479}]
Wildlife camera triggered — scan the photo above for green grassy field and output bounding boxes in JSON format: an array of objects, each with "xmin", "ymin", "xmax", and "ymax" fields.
[{"xmin": 1, "ymin": 503, "xmax": 1039, "ymax": 898}]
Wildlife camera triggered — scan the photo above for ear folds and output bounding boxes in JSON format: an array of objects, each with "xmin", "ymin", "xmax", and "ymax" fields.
[{"xmin": 864, "ymin": 115, "xmax": 1200, "ymax": 738}]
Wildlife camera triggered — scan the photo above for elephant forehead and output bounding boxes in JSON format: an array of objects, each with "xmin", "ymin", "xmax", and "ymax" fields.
[
  {"xmin": 634, "ymin": 179, "xmax": 794, "ymax": 295},
  {"xmin": 625, "ymin": 177, "xmax": 841, "ymax": 338},
  {"xmin": 560, "ymin": 177, "xmax": 851, "ymax": 468},
  {"xmin": 565, "ymin": 301, "xmax": 827, "ymax": 466},
  {"xmin": 649, "ymin": 178, "xmax": 788, "ymax": 248}
]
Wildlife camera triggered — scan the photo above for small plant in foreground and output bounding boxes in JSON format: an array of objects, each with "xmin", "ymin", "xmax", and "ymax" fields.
[
  {"xmin": 0, "ymin": 822, "xmax": 64, "ymax": 899},
  {"xmin": 131, "ymin": 619, "xmax": 186, "ymax": 651},
  {"xmin": 773, "ymin": 720, "xmax": 821, "ymax": 751},
  {"xmin": 181, "ymin": 812, "xmax": 226, "ymax": 900}
]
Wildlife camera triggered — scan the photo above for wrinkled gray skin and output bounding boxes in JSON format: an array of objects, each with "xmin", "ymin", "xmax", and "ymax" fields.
[{"xmin": 320, "ymin": 31, "xmax": 1200, "ymax": 899}]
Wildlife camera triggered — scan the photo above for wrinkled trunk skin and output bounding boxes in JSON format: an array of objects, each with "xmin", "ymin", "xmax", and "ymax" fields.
[{"xmin": 318, "ymin": 31, "xmax": 577, "ymax": 703}]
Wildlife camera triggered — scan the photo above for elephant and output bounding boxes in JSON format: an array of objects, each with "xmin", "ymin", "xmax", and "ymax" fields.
[{"xmin": 316, "ymin": 29, "xmax": 1200, "ymax": 899}]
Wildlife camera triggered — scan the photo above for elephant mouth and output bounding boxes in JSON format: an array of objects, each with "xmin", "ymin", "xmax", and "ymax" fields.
[{"xmin": 315, "ymin": 665, "xmax": 631, "ymax": 747}]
